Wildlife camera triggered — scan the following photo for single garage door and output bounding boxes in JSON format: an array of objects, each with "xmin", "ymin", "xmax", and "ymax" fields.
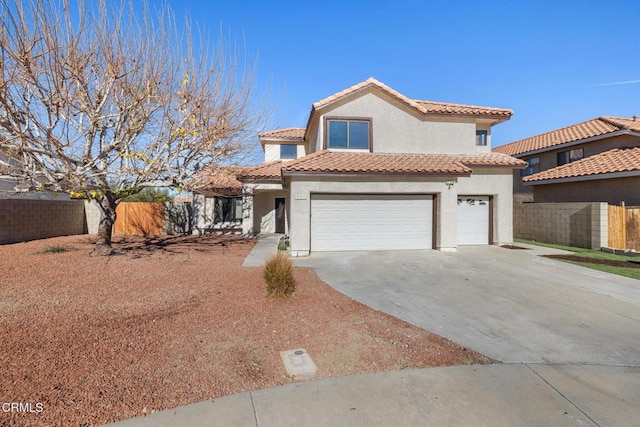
[
  {"xmin": 311, "ymin": 194, "xmax": 433, "ymax": 251},
  {"xmin": 457, "ymin": 196, "xmax": 489, "ymax": 245}
]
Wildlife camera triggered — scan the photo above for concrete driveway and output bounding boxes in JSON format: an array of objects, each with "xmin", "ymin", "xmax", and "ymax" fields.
[{"xmin": 295, "ymin": 244, "xmax": 640, "ymax": 365}]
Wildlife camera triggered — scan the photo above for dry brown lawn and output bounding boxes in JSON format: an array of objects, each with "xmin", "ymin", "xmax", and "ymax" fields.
[{"xmin": 0, "ymin": 235, "xmax": 491, "ymax": 426}]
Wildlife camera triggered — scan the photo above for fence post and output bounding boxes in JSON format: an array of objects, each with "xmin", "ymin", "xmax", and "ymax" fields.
[{"xmin": 622, "ymin": 201, "xmax": 627, "ymax": 249}]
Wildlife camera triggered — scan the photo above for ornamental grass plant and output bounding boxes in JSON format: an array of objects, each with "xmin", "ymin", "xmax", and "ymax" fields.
[{"xmin": 263, "ymin": 251, "xmax": 295, "ymax": 298}]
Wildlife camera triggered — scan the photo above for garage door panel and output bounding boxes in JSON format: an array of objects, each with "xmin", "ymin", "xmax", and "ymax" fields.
[{"xmin": 311, "ymin": 194, "xmax": 432, "ymax": 252}]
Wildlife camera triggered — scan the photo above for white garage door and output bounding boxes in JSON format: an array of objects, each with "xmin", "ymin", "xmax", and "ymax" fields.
[
  {"xmin": 311, "ymin": 194, "xmax": 433, "ymax": 252},
  {"xmin": 457, "ymin": 196, "xmax": 489, "ymax": 245}
]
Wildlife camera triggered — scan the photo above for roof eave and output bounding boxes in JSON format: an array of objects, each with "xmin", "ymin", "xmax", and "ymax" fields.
[
  {"xmin": 426, "ymin": 113, "xmax": 512, "ymax": 124},
  {"xmin": 237, "ymin": 177, "xmax": 282, "ymax": 184},
  {"xmin": 464, "ymin": 163, "xmax": 527, "ymax": 170},
  {"xmin": 282, "ymin": 170, "xmax": 472, "ymax": 178}
]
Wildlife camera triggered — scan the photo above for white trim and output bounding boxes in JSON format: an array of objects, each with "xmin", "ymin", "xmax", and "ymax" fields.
[
  {"xmin": 261, "ymin": 138, "xmax": 305, "ymax": 144},
  {"xmin": 524, "ymin": 170, "xmax": 640, "ymax": 185}
]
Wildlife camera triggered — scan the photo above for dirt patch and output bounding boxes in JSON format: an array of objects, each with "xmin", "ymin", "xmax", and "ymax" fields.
[
  {"xmin": 544, "ymin": 254, "xmax": 640, "ymax": 268},
  {"xmin": 501, "ymin": 244, "xmax": 531, "ymax": 250},
  {"xmin": 0, "ymin": 235, "xmax": 491, "ymax": 426}
]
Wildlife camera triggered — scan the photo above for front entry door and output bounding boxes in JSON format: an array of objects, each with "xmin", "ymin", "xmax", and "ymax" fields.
[{"xmin": 275, "ymin": 198, "xmax": 286, "ymax": 233}]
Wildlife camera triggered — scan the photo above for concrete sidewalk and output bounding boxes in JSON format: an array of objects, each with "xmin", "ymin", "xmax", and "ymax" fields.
[
  {"xmin": 109, "ymin": 363, "xmax": 640, "ymax": 426},
  {"xmin": 242, "ymin": 234, "xmax": 282, "ymax": 267}
]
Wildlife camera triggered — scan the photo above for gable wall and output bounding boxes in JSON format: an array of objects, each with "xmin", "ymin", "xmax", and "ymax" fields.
[{"xmin": 310, "ymin": 92, "xmax": 491, "ymax": 155}]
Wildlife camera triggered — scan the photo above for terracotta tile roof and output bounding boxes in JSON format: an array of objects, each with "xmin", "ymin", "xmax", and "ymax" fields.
[
  {"xmin": 493, "ymin": 116, "xmax": 640, "ymax": 156},
  {"xmin": 456, "ymin": 153, "xmax": 527, "ymax": 168},
  {"xmin": 258, "ymin": 127, "xmax": 305, "ymax": 140},
  {"xmin": 236, "ymin": 161, "xmax": 283, "ymax": 181},
  {"xmin": 235, "ymin": 151, "xmax": 525, "ymax": 183},
  {"xmin": 281, "ymin": 150, "xmax": 525, "ymax": 176},
  {"xmin": 414, "ymin": 100, "xmax": 513, "ymax": 117},
  {"xmin": 283, "ymin": 151, "xmax": 470, "ymax": 175},
  {"xmin": 191, "ymin": 166, "xmax": 249, "ymax": 194},
  {"xmin": 523, "ymin": 147, "xmax": 640, "ymax": 183},
  {"xmin": 312, "ymin": 77, "xmax": 512, "ymax": 120}
]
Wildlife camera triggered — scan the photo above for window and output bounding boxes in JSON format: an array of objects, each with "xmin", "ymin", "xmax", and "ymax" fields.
[
  {"xmin": 557, "ymin": 148, "xmax": 584, "ymax": 166},
  {"xmin": 215, "ymin": 197, "xmax": 242, "ymax": 222},
  {"xmin": 327, "ymin": 119, "xmax": 370, "ymax": 149},
  {"xmin": 476, "ymin": 130, "xmax": 488, "ymax": 146},
  {"xmin": 280, "ymin": 144, "xmax": 297, "ymax": 159},
  {"xmin": 520, "ymin": 157, "xmax": 540, "ymax": 177}
]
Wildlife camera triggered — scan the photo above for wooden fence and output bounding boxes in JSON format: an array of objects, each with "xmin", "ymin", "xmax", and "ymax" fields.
[
  {"xmin": 608, "ymin": 202, "xmax": 640, "ymax": 250},
  {"xmin": 114, "ymin": 202, "xmax": 165, "ymax": 236}
]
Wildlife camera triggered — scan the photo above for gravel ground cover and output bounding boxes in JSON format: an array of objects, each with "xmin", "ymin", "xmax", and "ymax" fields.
[{"xmin": 0, "ymin": 235, "xmax": 491, "ymax": 426}]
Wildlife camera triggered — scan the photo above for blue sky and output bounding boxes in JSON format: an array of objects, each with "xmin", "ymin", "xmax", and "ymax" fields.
[{"xmin": 165, "ymin": 0, "xmax": 640, "ymax": 152}]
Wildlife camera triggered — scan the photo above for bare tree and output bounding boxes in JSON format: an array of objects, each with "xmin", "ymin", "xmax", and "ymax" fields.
[{"xmin": 0, "ymin": 0, "xmax": 264, "ymax": 251}]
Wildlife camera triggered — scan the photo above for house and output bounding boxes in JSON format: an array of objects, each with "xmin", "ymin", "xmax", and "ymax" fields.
[
  {"xmin": 493, "ymin": 116, "xmax": 640, "ymax": 204},
  {"xmin": 229, "ymin": 77, "xmax": 525, "ymax": 256}
]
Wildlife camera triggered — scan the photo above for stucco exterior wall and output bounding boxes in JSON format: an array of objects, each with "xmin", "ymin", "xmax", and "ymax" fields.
[
  {"xmin": 531, "ymin": 176, "xmax": 640, "ymax": 206},
  {"xmin": 264, "ymin": 144, "xmax": 280, "ymax": 162},
  {"xmin": 84, "ymin": 200, "xmax": 101, "ymax": 234},
  {"xmin": 309, "ymin": 92, "xmax": 491, "ymax": 155},
  {"xmin": 514, "ymin": 202, "xmax": 608, "ymax": 249},
  {"xmin": 251, "ymin": 187, "xmax": 288, "ymax": 234}
]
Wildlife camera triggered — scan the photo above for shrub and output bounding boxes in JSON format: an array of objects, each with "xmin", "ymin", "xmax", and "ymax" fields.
[
  {"xmin": 277, "ymin": 235, "xmax": 290, "ymax": 251},
  {"xmin": 39, "ymin": 245, "xmax": 69, "ymax": 254},
  {"xmin": 263, "ymin": 251, "xmax": 295, "ymax": 297}
]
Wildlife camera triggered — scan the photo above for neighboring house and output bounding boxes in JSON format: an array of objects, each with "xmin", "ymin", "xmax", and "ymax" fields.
[
  {"xmin": 231, "ymin": 77, "xmax": 525, "ymax": 256},
  {"xmin": 0, "ymin": 148, "xmax": 71, "ymax": 200},
  {"xmin": 493, "ymin": 116, "xmax": 640, "ymax": 204}
]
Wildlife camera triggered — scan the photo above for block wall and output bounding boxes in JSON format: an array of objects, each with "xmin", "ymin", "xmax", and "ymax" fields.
[
  {"xmin": 514, "ymin": 202, "xmax": 608, "ymax": 249},
  {"xmin": 0, "ymin": 199, "xmax": 87, "ymax": 244}
]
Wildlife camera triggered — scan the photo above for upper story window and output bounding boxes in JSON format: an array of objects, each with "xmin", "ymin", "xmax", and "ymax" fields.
[
  {"xmin": 280, "ymin": 144, "xmax": 297, "ymax": 159},
  {"xmin": 326, "ymin": 118, "xmax": 370, "ymax": 150},
  {"xmin": 520, "ymin": 157, "xmax": 540, "ymax": 177},
  {"xmin": 476, "ymin": 130, "xmax": 488, "ymax": 146},
  {"xmin": 557, "ymin": 148, "xmax": 583, "ymax": 166}
]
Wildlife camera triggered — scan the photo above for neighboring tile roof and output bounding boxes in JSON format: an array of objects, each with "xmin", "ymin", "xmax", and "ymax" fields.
[
  {"xmin": 191, "ymin": 166, "xmax": 249, "ymax": 194},
  {"xmin": 258, "ymin": 128, "xmax": 305, "ymax": 140},
  {"xmin": 494, "ymin": 116, "xmax": 640, "ymax": 156},
  {"xmin": 237, "ymin": 161, "xmax": 283, "ymax": 181},
  {"xmin": 312, "ymin": 77, "xmax": 512, "ymax": 120},
  {"xmin": 523, "ymin": 147, "xmax": 640, "ymax": 183}
]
